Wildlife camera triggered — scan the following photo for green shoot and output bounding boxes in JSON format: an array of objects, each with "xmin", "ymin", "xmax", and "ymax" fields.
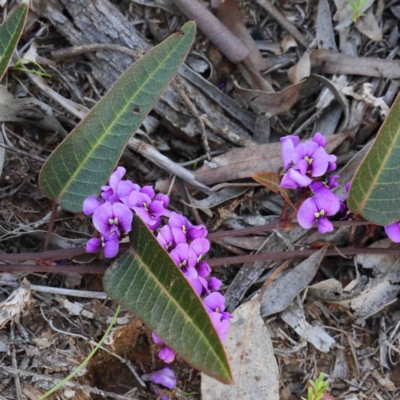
[
  {"xmin": 13, "ymin": 57, "xmax": 51, "ymax": 77},
  {"xmin": 348, "ymin": 0, "xmax": 371, "ymax": 22},
  {"xmin": 39, "ymin": 305, "xmax": 120, "ymax": 399},
  {"xmin": 301, "ymin": 372, "xmax": 330, "ymax": 400}
]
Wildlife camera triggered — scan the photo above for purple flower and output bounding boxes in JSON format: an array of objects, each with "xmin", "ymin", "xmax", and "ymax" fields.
[
  {"xmin": 83, "ymin": 196, "xmax": 103, "ymax": 216},
  {"xmin": 208, "ymin": 277, "xmax": 222, "ymax": 291},
  {"xmin": 168, "ymin": 212, "xmax": 208, "ymax": 244},
  {"xmin": 101, "ymin": 166, "xmax": 126, "ymax": 204},
  {"xmin": 281, "ymin": 167, "xmax": 312, "ymax": 189},
  {"xmin": 117, "ymin": 180, "xmax": 140, "ymax": 205},
  {"xmin": 86, "ymin": 232, "xmax": 120, "ymax": 258},
  {"xmin": 297, "ymin": 194, "xmax": 340, "ymax": 234},
  {"xmin": 189, "ymin": 238, "xmax": 211, "ymax": 277},
  {"xmin": 93, "ymin": 202, "xmax": 133, "ymax": 236},
  {"xmin": 385, "ymin": 222, "xmax": 400, "ymax": 243},
  {"xmin": 142, "ymin": 367, "xmax": 177, "ymax": 390},
  {"xmin": 158, "ymin": 347, "xmax": 175, "ymax": 364},
  {"xmin": 209, "ymin": 312, "xmax": 231, "ymax": 343},
  {"xmin": 293, "ymin": 141, "xmax": 333, "ymax": 177},
  {"xmin": 157, "ymin": 225, "xmax": 177, "ymax": 251},
  {"xmin": 281, "ymin": 135, "xmax": 300, "ymax": 169},
  {"xmin": 203, "ymin": 292, "xmax": 227, "ymax": 314},
  {"xmin": 129, "ymin": 191, "xmax": 166, "ymax": 230},
  {"xmin": 312, "ymin": 132, "xmax": 326, "ymax": 147},
  {"xmin": 170, "ymin": 243, "xmax": 191, "ymax": 270},
  {"xmin": 310, "ymin": 175, "xmax": 340, "ymax": 195}
]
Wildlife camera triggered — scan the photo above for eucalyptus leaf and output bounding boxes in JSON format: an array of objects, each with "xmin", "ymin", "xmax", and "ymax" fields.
[
  {"xmin": 39, "ymin": 22, "xmax": 196, "ymax": 212},
  {"xmin": 0, "ymin": 2, "xmax": 28, "ymax": 80},
  {"xmin": 348, "ymin": 93, "xmax": 400, "ymax": 225},
  {"xmin": 103, "ymin": 216, "xmax": 233, "ymax": 384}
]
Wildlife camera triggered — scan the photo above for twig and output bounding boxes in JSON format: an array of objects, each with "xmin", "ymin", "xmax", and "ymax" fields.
[
  {"xmin": 255, "ymin": 0, "xmax": 309, "ymax": 47},
  {"xmin": 171, "ymin": 0, "xmax": 249, "ymax": 63},
  {"xmin": 172, "ymin": 79, "xmax": 211, "ymax": 161},
  {"xmin": 10, "ymin": 323, "xmax": 23, "ymax": 400},
  {"xmin": 0, "ymin": 365, "xmax": 137, "ymax": 400},
  {"xmin": 0, "ymin": 280, "xmax": 108, "ymax": 299}
]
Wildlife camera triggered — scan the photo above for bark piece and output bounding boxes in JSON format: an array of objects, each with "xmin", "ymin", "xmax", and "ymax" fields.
[{"xmin": 32, "ymin": 0, "xmax": 250, "ymax": 141}]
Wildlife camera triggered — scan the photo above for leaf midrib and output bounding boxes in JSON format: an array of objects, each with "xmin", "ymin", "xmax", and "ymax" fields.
[
  {"xmin": 54, "ymin": 38, "xmax": 182, "ymax": 200},
  {"xmin": 127, "ymin": 246, "xmax": 229, "ymax": 380}
]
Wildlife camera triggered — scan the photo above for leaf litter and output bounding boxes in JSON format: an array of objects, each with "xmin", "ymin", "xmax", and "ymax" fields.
[{"xmin": 1, "ymin": 0, "xmax": 400, "ymax": 399}]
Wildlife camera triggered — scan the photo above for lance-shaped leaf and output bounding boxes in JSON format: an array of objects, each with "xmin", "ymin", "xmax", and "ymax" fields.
[
  {"xmin": 39, "ymin": 22, "xmax": 196, "ymax": 212},
  {"xmin": 348, "ymin": 93, "xmax": 400, "ymax": 225},
  {"xmin": 0, "ymin": 2, "xmax": 28, "ymax": 80},
  {"xmin": 103, "ymin": 216, "xmax": 233, "ymax": 384}
]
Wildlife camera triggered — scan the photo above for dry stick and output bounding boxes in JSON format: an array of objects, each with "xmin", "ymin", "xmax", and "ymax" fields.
[
  {"xmin": 10, "ymin": 323, "xmax": 23, "ymax": 400},
  {"xmin": 0, "ymin": 365, "xmax": 137, "ymax": 400},
  {"xmin": 172, "ymin": 79, "xmax": 211, "ymax": 161},
  {"xmin": 3, "ymin": 247, "xmax": 400, "ymax": 274},
  {"xmin": 255, "ymin": 0, "xmax": 309, "ymax": 48},
  {"xmin": 171, "ymin": 0, "xmax": 249, "ymax": 63}
]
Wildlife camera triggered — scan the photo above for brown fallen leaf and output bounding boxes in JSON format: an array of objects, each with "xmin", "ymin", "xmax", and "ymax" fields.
[
  {"xmin": 201, "ymin": 299, "xmax": 279, "ymax": 400},
  {"xmin": 234, "ymin": 76, "xmax": 320, "ymax": 116},
  {"xmin": 194, "ymin": 133, "xmax": 347, "ymax": 186}
]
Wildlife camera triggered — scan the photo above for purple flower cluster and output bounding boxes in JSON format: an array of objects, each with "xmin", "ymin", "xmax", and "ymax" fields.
[
  {"xmin": 83, "ymin": 166, "xmax": 232, "ymax": 397},
  {"xmin": 280, "ymin": 133, "xmax": 349, "ymax": 233}
]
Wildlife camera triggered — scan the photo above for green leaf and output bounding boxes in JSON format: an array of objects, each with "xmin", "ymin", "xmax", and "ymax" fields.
[
  {"xmin": 0, "ymin": 2, "xmax": 28, "ymax": 80},
  {"xmin": 39, "ymin": 22, "xmax": 196, "ymax": 212},
  {"xmin": 103, "ymin": 216, "xmax": 233, "ymax": 384},
  {"xmin": 348, "ymin": 93, "xmax": 400, "ymax": 225}
]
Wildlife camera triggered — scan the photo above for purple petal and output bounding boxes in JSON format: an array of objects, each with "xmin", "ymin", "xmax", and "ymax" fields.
[
  {"xmin": 129, "ymin": 190, "xmax": 151, "ymax": 208},
  {"xmin": 345, "ymin": 181, "xmax": 351, "ymax": 192},
  {"xmin": 149, "ymin": 200, "xmax": 166, "ymax": 216},
  {"xmin": 281, "ymin": 168, "xmax": 312, "ymax": 189},
  {"xmin": 140, "ymin": 185, "xmax": 155, "ymax": 199},
  {"xmin": 103, "ymin": 236, "xmax": 119, "ymax": 258},
  {"xmin": 108, "ymin": 166, "xmax": 126, "ymax": 189},
  {"xmin": 170, "ymin": 243, "xmax": 189, "ymax": 267},
  {"xmin": 158, "ymin": 347, "xmax": 175, "ymax": 364},
  {"xmin": 86, "ymin": 238, "xmax": 101, "ymax": 253},
  {"xmin": 297, "ymin": 198, "xmax": 317, "ymax": 229},
  {"xmin": 209, "ymin": 312, "xmax": 231, "ymax": 343},
  {"xmin": 187, "ymin": 224, "xmax": 208, "ymax": 241},
  {"xmin": 190, "ymin": 238, "xmax": 210, "ymax": 257},
  {"xmin": 155, "ymin": 193, "xmax": 170, "ymax": 208},
  {"xmin": 150, "ymin": 367, "xmax": 177, "ymax": 389},
  {"xmin": 196, "ymin": 260, "xmax": 211, "ymax": 278},
  {"xmin": 117, "ymin": 180, "xmax": 139, "ymax": 204},
  {"xmin": 312, "ymin": 132, "xmax": 326, "ymax": 147},
  {"xmin": 297, "ymin": 159, "xmax": 309, "ymax": 175},
  {"xmin": 203, "ymin": 292, "xmax": 226, "ymax": 313},
  {"xmin": 293, "ymin": 141, "xmax": 319, "ymax": 164},
  {"xmin": 327, "ymin": 154, "xmax": 337, "ymax": 172},
  {"xmin": 93, "ymin": 202, "xmax": 114, "ymax": 234},
  {"xmin": 280, "ymin": 136, "xmax": 300, "ymax": 169},
  {"xmin": 112, "ymin": 202, "xmax": 133, "ymax": 233},
  {"xmin": 83, "ymin": 196, "xmax": 103, "ymax": 216},
  {"xmin": 317, "ymin": 217, "xmax": 334, "ymax": 234},
  {"xmin": 151, "ymin": 332, "xmax": 164, "ymax": 345},
  {"xmin": 186, "ymin": 275, "xmax": 203, "ymax": 296},
  {"xmin": 310, "ymin": 182, "xmax": 330, "ymax": 195},
  {"xmin": 208, "ymin": 277, "xmax": 222, "ymax": 291},
  {"xmin": 385, "ymin": 222, "xmax": 400, "ymax": 243},
  {"xmin": 327, "ymin": 175, "xmax": 340, "ymax": 189},
  {"xmin": 309, "ymin": 147, "xmax": 329, "ymax": 177},
  {"xmin": 157, "ymin": 225, "xmax": 176, "ymax": 251},
  {"xmin": 133, "ymin": 207, "xmax": 159, "ymax": 230},
  {"xmin": 313, "ymin": 194, "xmax": 340, "ymax": 216}
]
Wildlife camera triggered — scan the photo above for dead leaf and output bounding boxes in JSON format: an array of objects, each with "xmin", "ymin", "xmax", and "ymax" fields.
[
  {"xmin": 201, "ymin": 299, "xmax": 279, "ymax": 400},
  {"xmin": 194, "ymin": 133, "xmax": 347, "ymax": 186},
  {"xmin": 184, "ymin": 186, "xmax": 249, "ymax": 209},
  {"xmin": 355, "ymin": 8, "xmax": 382, "ymax": 41},
  {"xmin": 316, "ymin": 0, "xmax": 337, "ymax": 51},
  {"xmin": 281, "ymin": 302, "xmax": 336, "ymax": 352},
  {"xmin": 234, "ymin": 76, "xmax": 320, "ymax": 116},
  {"xmin": 0, "ymin": 283, "xmax": 31, "ymax": 329},
  {"xmin": 0, "ymin": 85, "xmax": 66, "ymax": 133},
  {"xmin": 261, "ymin": 246, "xmax": 327, "ymax": 317}
]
